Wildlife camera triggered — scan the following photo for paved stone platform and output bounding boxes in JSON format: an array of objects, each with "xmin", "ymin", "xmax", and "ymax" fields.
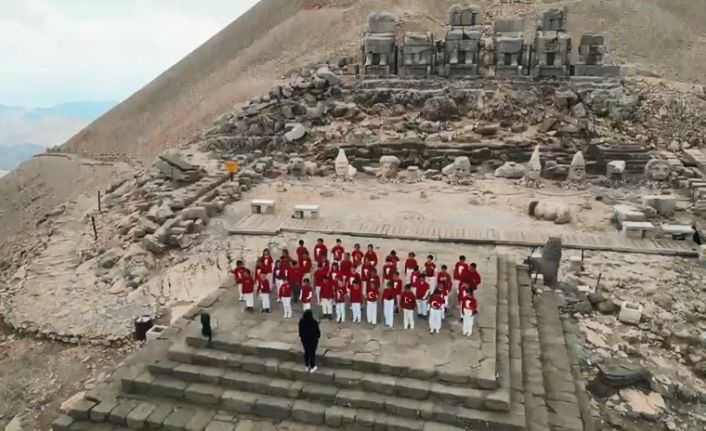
[
  {"xmin": 54, "ymin": 252, "xmax": 588, "ymax": 431},
  {"xmin": 227, "ymin": 214, "xmax": 698, "ymax": 257}
]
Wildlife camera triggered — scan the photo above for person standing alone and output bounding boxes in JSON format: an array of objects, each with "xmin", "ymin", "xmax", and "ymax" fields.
[{"xmin": 299, "ymin": 310, "xmax": 321, "ymax": 373}]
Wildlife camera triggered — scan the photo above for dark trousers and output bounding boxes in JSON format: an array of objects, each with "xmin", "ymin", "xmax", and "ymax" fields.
[
  {"xmin": 303, "ymin": 340, "xmax": 318, "ymax": 368},
  {"xmin": 292, "ymin": 283, "xmax": 301, "ymax": 303}
]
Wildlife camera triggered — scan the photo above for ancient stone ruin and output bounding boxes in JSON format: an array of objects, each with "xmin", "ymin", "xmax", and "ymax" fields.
[{"xmin": 360, "ymin": 5, "xmax": 620, "ymax": 78}]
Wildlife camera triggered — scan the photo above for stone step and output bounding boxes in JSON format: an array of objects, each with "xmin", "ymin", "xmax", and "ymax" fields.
[
  {"xmin": 514, "ymin": 264, "xmax": 550, "ymax": 431},
  {"xmin": 183, "ymin": 334, "xmax": 498, "ymax": 390},
  {"xmin": 125, "ymin": 373, "xmax": 525, "ymax": 431},
  {"xmin": 56, "ymin": 395, "xmax": 239, "ymax": 431},
  {"xmin": 163, "ymin": 343, "xmax": 509, "ymax": 411}
]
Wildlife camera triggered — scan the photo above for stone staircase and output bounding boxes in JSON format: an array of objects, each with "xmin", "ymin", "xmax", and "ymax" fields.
[{"xmin": 54, "ymin": 255, "xmax": 588, "ymax": 431}]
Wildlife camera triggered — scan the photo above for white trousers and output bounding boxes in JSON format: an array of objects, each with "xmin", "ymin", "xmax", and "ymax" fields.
[
  {"xmin": 383, "ymin": 299, "xmax": 395, "ymax": 327},
  {"xmin": 282, "ymin": 297, "xmax": 292, "ymax": 318},
  {"xmin": 336, "ymin": 302, "xmax": 346, "ymax": 322},
  {"xmin": 302, "ymin": 302, "xmax": 311, "ymax": 311},
  {"xmin": 463, "ymin": 312, "xmax": 475, "ymax": 336},
  {"xmin": 321, "ymin": 299, "xmax": 333, "ymax": 315},
  {"xmin": 315, "ymin": 285, "xmax": 321, "ymax": 302},
  {"xmin": 405, "ymin": 269, "xmax": 414, "ymax": 284},
  {"xmin": 452, "ymin": 280, "xmax": 460, "ymax": 292},
  {"xmin": 260, "ymin": 293, "xmax": 271, "ymax": 310},
  {"xmin": 244, "ymin": 292, "xmax": 254, "ymax": 308},
  {"xmin": 367, "ymin": 302, "xmax": 377, "ymax": 325},
  {"xmin": 237, "ymin": 282, "xmax": 243, "ymax": 299},
  {"xmin": 351, "ymin": 303, "xmax": 362, "ymax": 322},
  {"xmin": 417, "ymin": 299, "xmax": 428, "ymax": 316},
  {"xmin": 403, "ymin": 309, "xmax": 415, "ymax": 329},
  {"xmin": 429, "ymin": 309, "xmax": 442, "ymax": 333},
  {"xmin": 426, "ymin": 276, "xmax": 437, "ymax": 292}
]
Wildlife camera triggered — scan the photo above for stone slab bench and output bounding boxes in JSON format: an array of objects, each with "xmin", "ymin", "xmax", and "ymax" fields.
[
  {"xmin": 292, "ymin": 204, "xmax": 320, "ymax": 219},
  {"xmin": 250, "ymin": 199, "xmax": 275, "ymax": 214}
]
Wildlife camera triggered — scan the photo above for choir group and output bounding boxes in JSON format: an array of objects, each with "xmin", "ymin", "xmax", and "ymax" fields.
[{"xmin": 231, "ymin": 239, "xmax": 481, "ymax": 336}]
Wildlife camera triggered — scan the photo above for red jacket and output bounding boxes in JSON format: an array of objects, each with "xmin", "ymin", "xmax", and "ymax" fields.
[
  {"xmin": 349, "ymin": 285, "xmax": 363, "ymax": 304},
  {"xmin": 401, "ymin": 291, "xmax": 416, "ymax": 310},
  {"xmin": 314, "ymin": 268, "xmax": 327, "ymax": 287},
  {"xmin": 462, "ymin": 296, "xmax": 478, "ymax": 314},
  {"xmin": 366, "ymin": 287, "xmax": 379, "ymax": 302},
  {"xmin": 288, "ymin": 266, "xmax": 303, "ymax": 284},
  {"xmin": 386, "ymin": 254, "xmax": 400, "ymax": 265},
  {"xmin": 314, "ymin": 244, "xmax": 328, "ymax": 261},
  {"xmin": 279, "ymin": 282, "xmax": 292, "ymax": 298},
  {"xmin": 233, "ymin": 266, "xmax": 247, "ymax": 283},
  {"xmin": 392, "ymin": 279, "xmax": 403, "ymax": 295},
  {"xmin": 424, "ymin": 262, "xmax": 436, "ymax": 277},
  {"xmin": 382, "ymin": 263, "xmax": 395, "ymax": 280},
  {"xmin": 334, "ymin": 286, "xmax": 347, "ymax": 303},
  {"xmin": 340, "ymin": 259, "xmax": 353, "ymax": 276},
  {"xmin": 365, "ymin": 250, "xmax": 378, "ymax": 267},
  {"xmin": 352, "ymin": 249, "xmax": 364, "ymax": 267},
  {"xmin": 415, "ymin": 280, "xmax": 430, "ymax": 300},
  {"xmin": 466, "ymin": 269, "xmax": 481, "ymax": 287},
  {"xmin": 320, "ymin": 280, "xmax": 334, "ymax": 300},
  {"xmin": 361, "ymin": 263, "xmax": 373, "ymax": 281},
  {"xmin": 300, "ymin": 256, "xmax": 313, "ymax": 274},
  {"xmin": 454, "ymin": 262, "xmax": 469, "ymax": 280},
  {"xmin": 274, "ymin": 267, "xmax": 288, "ymax": 281},
  {"xmin": 367, "ymin": 275, "xmax": 380, "ymax": 292},
  {"xmin": 382, "ymin": 287, "xmax": 396, "ymax": 301},
  {"xmin": 438, "ymin": 271, "xmax": 451, "ymax": 291},
  {"xmin": 428, "ymin": 294, "xmax": 444, "ymax": 310},
  {"xmin": 260, "ymin": 256, "xmax": 273, "ymax": 273},
  {"xmin": 296, "ymin": 246, "xmax": 309, "ymax": 262},
  {"xmin": 410, "ymin": 271, "xmax": 421, "ymax": 286},
  {"xmin": 241, "ymin": 276, "xmax": 255, "ymax": 294},
  {"xmin": 404, "ymin": 258, "xmax": 417, "ymax": 271},
  {"xmin": 346, "ymin": 272, "xmax": 361, "ymax": 289},
  {"xmin": 301, "ymin": 284, "xmax": 313, "ymax": 304},
  {"xmin": 280, "ymin": 255, "xmax": 291, "ymax": 269},
  {"xmin": 257, "ymin": 278, "xmax": 271, "ymax": 294},
  {"xmin": 332, "ymin": 245, "xmax": 344, "ymax": 261}
]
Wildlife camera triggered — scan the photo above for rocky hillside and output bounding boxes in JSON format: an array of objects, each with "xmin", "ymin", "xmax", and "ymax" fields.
[{"xmin": 60, "ymin": 0, "xmax": 706, "ymax": 164}]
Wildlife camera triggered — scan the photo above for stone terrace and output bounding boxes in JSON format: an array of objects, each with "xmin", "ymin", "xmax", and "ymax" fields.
[{"xmin": 54, "ymin": 253, "xmax": 588, "ymax": 431}]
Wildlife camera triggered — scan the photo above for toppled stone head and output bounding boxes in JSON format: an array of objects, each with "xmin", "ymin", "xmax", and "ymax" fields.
[
  {"xmin": 644, "ymin": 159, "xmax": 672, "ymax": 181},
  {"xmin": 442, "ymin": 156, "xmax": 472, "ymax": 177},
  {"xmin": 377, "ymin": 155, "xmax": 401, "ymax": 179}
]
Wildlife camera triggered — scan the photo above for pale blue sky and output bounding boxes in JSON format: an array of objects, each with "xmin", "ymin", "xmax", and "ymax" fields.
[{"xmin": 0, "ymin": 0, "xmax": 260, "ymax": 108}]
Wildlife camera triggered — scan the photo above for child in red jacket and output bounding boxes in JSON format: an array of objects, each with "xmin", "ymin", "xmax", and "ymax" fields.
[
  {"xmin": 428, "ymin": 288, "xmax": 444, "ymax": 334},
  {"xmin": 366, "ymin": 280, "xmax": 379, "ymax": 325},
  {"xmin": 257, "ymin": 272, "xmax": 271, "ymax": 313},
  {"xmin": 319, "ymin": 275, "xmax": 334, "ymax": 320},
  {"xmin": 300, "ymin": 278, "xmax": 313, "ymax": 312},
  {"xmin": 279, "ymin": 280, "xmax": 293, "ymax": 318},
  {"xmin": 349, "ymin": 280, "xmax": 363, "ymax": 323},
  {"xmin": 401, "ymin": 284, "xmax": 417, "ymax": 330},
  {"xmin": 461, "ymin": 287, "xmax": 478, "ymax": 337},
  {"xmin": 382, "ymin": 281, "xmax": 396, "ymax": 328}
]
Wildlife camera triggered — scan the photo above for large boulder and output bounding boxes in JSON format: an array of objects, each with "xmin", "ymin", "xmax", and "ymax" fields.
[
  {"xmin": 495, "ymin": 161, "xmax": 527, "ymax": 179},
  {"xmin": 181, "ymin": 206, "xmax": 210, "ymax": 225},
  {"xmin": 316, "ymin": 66, "xmax": 343, "ymax": 87},
  {"xmin": 421, "ymin": 96, "xmax": 458, "ymax": 122},
  {"xmin": 284, "ymin": 123, "xmax": 307, "ymax": 142}
]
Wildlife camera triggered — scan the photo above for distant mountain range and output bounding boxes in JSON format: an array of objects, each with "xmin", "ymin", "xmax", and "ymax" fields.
[{"xmin": 0, "ymin": 100, "xmax": 115, "ymax": 171}]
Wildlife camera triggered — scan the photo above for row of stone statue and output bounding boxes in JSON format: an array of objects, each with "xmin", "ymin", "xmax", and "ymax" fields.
[{"xmin": 362, "ymin": 5, "xmax": 620, "ymax": 78}]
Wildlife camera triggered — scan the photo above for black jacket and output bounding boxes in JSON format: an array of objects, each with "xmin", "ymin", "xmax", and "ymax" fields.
[{"xmin": 299, "ymin": 313, "xmax": 320, "ymax": 344}]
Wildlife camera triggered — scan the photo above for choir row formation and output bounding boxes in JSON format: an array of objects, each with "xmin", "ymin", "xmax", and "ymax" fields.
[{"xmin": 231, "ymin": 239, "xmax": 482, "ymax": 336}]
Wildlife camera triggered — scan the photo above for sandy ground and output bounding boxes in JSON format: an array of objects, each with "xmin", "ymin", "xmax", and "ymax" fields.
[{"xmin": 0, "ymin": 321, "xmax": 133, "ymax": 430}]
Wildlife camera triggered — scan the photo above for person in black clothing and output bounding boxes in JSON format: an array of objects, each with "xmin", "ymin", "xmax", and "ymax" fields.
[
  {"xmin": 200, "ymin": 312, "xmax": 212, "ymax": 346},
  {"xmin": 693, "ymin": 225, "xmax": 702, "ymax": 245},
  {"xmin": 298, "ymin": 309, "xmax": 321, "ymax": 372}
]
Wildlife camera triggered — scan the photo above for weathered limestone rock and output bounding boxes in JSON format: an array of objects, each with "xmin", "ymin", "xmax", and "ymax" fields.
[
  {"xmin": 377, "ymin": 155, "xmax": 400, "ymax": 180},
  {"xmin": 644, "ymin": 159, "xmax": 672, "ymax": 181},
  {"xmin": 495, "ymin": 161, "xmax": 527, "ymax": 179},
  {"xmin": 618, "ymin": 301, "xmax": 643, "ymax": 325},
  {"xmin": 607, "ymin": 160, "xmax": 626, "ymax": 179},
  {"xmin": 567, "ymin": 151, "xmax": 586, "ymax": 182},
  {"xmin": 642, "ymin": 195, "xmax": 676, "ymax": 217},
  {"xmin": 316, "ymin": 66, "xmax": 343, "ymax": 87},
  {"xmin": 620, "ymin": 389, "xmax": 666, "ymax": 419},
  {"xmin": 181, "ymin": 207, "xmax": 210, "ymax": 225},
  {"xmin": 540, "ymin": 237, "xmax": 562, "ymax": 287},
  {"xmin": 304, "ymin": 161, "xmax": 319, "ymax": 176},
  {"xmin": 284, "ymin": 123, "xmax": 307, "ymax": 142},
  {"xmin": 98, "ymin": 248, "xmax": 122, "ymax": 269},
  {"xmin": 335, "ymin": 149, "xmax": 350, "ymax": 179},
  {"xmin": 598, "ymin": 360, "xmax": 650, "ymax": 387},
  {"xmin": 142, "ymin": 234, "xmax": 168, "ymax": 254},
  {"xmin": 421, "ymin": 96, "xmax": 458, "ymax": 121}
]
